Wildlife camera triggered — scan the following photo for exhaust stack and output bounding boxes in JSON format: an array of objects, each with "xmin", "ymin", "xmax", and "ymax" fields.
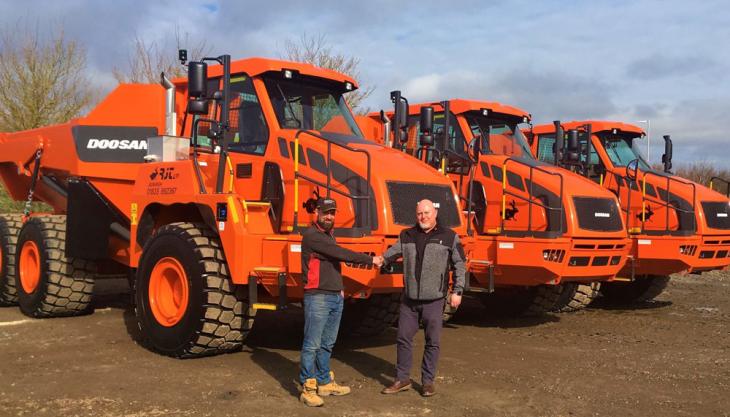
[
  {"xmin": 380, "ymin": 110, "xmax": 392, "ymax": 147},
  {"xmin": 161, "ymin": 72, "xmax": 176, "ymax": 136}
]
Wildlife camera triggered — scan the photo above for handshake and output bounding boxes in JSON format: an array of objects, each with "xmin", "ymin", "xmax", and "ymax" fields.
[{"xmin": 372, "ymin": 255, "xmax": 385, "ymax": 268}]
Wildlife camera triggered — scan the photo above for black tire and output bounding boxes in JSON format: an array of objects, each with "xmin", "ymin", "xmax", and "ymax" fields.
[
  {"xmin": 134, "ymin": 222, "xmax": 254, "ymax": 358},
  {"xmin": 552, "ymin": 282, "xmax": 601, "ymax": 313},
  {"xmin": 340, "ymin": 293, "xmax": 400, "ymax": 337},
  {"xmin": 479, "ymin": 285, "xmax": 562, "ymax": 317},
  {"xmin": 599, "ymin": 275, "xmax": 671, "ymax": 304},
  {"xmin": 16, "ymin": 215, "xmax": 96, "ymax": 317},
  {"xmin": 0, "ymin": 214, "xmax": 23, "ymax": 306}
]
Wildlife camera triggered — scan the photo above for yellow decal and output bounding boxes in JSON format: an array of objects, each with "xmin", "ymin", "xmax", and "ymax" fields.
[{"xmin": 131, "ymin": 203, "xmax": 138, "ymax": 226}]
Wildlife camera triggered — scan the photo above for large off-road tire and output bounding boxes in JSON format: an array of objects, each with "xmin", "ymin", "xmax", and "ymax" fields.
[
  {"xmin": 599, "ymin": 275, "xmax": 671, "ymax": 305},
  {"xmin": 134, "ymin": 222, "xmax": 254, "ymax": 358},
  {"xmin": 479, "ymin": 285, "xmax": 563, "ymax": 317},
  {"xmin": 0, "ymin": 214, "xmax": 23, "ymax": 306},
  {"xmin": 552, "ymin": 282, "xmax": 601, "ymax": 313},
  {"xmin": 16, "ymin": 215, "xmax": 96, "ymax": 317},
  {"xmin": 340, "ymin": 292, "xmax": 400, "ymax": 337}
]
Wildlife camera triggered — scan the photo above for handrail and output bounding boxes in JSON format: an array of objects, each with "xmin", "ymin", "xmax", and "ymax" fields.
[
  {"xmin": 292, "ymin": 130, "xmax": 373, "ymax": 233},
  {"xmin": 501, "ymin": 158, "xmax": 564, "ymax": 236},
  {"xmin": 614, "ymin": 170, "xmax": 696, "ymax": 234},
  {"xmin": 641, "ymin": 170, "xmax": 696, "ymax": 233},
  {"xmin": 710, "ymin": 176, "xmax": 730, "ymax": 197}
]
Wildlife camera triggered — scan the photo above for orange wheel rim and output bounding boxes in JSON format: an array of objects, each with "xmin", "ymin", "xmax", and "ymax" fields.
[
  {"xmin": 149, "ymin": 257, "xmax": 189, "ymax": 327},
  {"xmin": 19, "ymin": 241, "xmax": 41, "ymax": 294}
]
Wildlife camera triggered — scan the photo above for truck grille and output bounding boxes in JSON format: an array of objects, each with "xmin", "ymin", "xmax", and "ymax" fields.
[
  {"xmin": 573, "ymin": 197, "xmax": 623, "ymax": 232},
  {"xmin": 701, "ymin": 201, "xmax": 730, "ymax": 230},
  {"xmin": 387, "ymin": 182, "xmax": 461, "ymax": 228}
]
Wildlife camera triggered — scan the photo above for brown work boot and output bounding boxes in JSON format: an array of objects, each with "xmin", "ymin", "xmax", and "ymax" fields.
[
  {"xmin": 381, "ymin": 379, "xmax": 412, "ymax": 394},
  {"xmin": 317, "ymin": 371, "xmax": 351, "ymax": 396},
  {"xmin": 421, "ymin": 383, "xmax": 436, "ymax": 397},
  {"xmin": 299, "ymin": 378, "xmax": 324, "ymax": 407}
]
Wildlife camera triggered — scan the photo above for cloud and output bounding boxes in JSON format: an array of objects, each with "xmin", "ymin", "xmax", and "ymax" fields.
[{"xmin": 625, "ymin": 54, "xmax": 720, "ymax": 81}]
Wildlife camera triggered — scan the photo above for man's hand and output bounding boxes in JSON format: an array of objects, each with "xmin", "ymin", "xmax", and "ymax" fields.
[
  {"xmin": 372, "ymin": 255, "xmax": 384, "ymax": 268},
  {"xmin": 449, "ymin": 293, "xmax": 462, "ymax": 309}
]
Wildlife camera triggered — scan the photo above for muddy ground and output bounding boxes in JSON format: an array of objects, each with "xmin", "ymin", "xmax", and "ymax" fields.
[{"xmin": 0, "ymin": 271, "xmax": 728, "ymax": 417}]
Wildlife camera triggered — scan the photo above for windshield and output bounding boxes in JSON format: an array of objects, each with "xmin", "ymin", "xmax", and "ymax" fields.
[
  {"xmin": 263, "ymin": 75, "xmax": 363, "ymax": 137},
  {"xmin": 464, "ymin": 112, "xmax": 533, "ymax": 159},
  {"xmin": 600, "ymin": 133, "xmax": 650, "ymax": 170}
]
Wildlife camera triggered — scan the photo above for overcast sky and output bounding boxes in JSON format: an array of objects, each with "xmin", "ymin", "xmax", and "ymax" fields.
[{"xmin": 2, "ymin": 0, "xmax": 729, "ymax": 167}]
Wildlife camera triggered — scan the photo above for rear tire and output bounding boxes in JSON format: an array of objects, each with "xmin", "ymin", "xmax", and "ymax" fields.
[
  {"xmin": 599, "ymin": 275, "xmax": 670, "ymax": 304},
  {"xmin": 0, "ymin": 214, "xmax": 23, "ymax": 306},
  {"xmin": 341, "ymin": 293, "xmax": 400, "ymax": 336},
  {"xmin": 16, "ymin": 215, "xmax": 96, "ymax": 317},
  {"xmin": 134, "ymin": 222, "xmax": 254, "ymax": 358},
  {"xmin": 552, "ymin": 282, "xmax": 601, "ymax": 313},
  {"xmin": 480, "ymin": 285, "xmax": 562, "ymax": 317}
]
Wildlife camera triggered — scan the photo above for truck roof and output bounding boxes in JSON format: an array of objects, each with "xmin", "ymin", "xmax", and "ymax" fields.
[
  {"xmin": 532, "ymin": 120, "xmax": 645, "ymax": 136},
  {"xmin": 402, "ymin": 99, "xmax": 529, "ymax": 120},
  {"xmin": 172, "ymin": 57, "xmax": 358, "ymax": 89}
]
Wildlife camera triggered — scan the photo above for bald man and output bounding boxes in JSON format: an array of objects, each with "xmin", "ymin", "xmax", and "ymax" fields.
[{"xmin": 381, "ymin": 199, "xmax": 466, "ymax": 397}]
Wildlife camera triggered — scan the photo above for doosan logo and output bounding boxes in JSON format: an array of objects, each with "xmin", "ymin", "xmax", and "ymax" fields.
[{"xmin": 86, "ymin": 138, "xmax": 147, "ymax": 150}]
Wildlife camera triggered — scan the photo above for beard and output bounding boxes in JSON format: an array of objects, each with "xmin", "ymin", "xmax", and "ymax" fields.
[{"xmin": 317, "ymin": 218, "xmax": 334, "ymax": 232}]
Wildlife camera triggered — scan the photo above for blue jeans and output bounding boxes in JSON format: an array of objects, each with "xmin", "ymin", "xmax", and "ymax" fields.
[{"xmin": 299, "ymin": 291, "xmax": 344, "ymax": 384}]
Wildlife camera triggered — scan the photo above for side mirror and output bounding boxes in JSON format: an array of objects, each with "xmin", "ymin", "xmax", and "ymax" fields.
[
  {"xmin": 419, "ymin": 106, "xmax": 434, "ymax": 147},
  {"xmin": 626, "ymin": 158, "xmax": 639, "ymax": 181},
  {"xmin": 396, "ymin": 100, "xmax": 408, "ymax": 143},
  {"xmin": 469, "ymin": 136, "xmax": 481, "ymax": 162},
  {"xmin": 188, "ymin": 61, "xmax": 208, "ymax": 98},
  {"xmin": 662, "ymin": 135, "xmax": 673, "ymax": 173},
  {"xmin": 187, "ymin": 98, "xmax": 210, "ymax": 115},
  {"xmin": 553, "ymin": 120, "xmax": 563, "ymax": 166}
]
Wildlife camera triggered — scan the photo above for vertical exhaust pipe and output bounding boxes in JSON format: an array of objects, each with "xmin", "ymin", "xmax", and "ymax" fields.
[
  {"xmin": 380, "ymin": 110, "xmax": 392, "ymax": 147},
  {"xmin": 161, "ymin": 72, "xmax": 176, "ymax": 136}
]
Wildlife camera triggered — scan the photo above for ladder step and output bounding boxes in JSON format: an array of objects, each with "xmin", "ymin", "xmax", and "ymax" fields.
[
  {"xmin": 253, "ymin": 266, "xmax": 285, "ymax": 274},
  {"xmin": 612, "ymin": 277, "xmax": 633, "ymax": 282},
  {"xmin": 252, "ymin": 303, "xmax": 278, "ymax": 311}
]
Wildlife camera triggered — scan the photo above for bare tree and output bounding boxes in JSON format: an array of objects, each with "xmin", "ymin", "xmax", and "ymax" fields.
[
  {"xmin": 114, "ymin": 29, "xmax": 210, "ymax": 84},
  {"xmin": 0, "ymin": 27, "xmax": 93, "ymax": 132},
  {"xmin": 283, "ymin": 33, "xmax": 374, "ymax": 114}
]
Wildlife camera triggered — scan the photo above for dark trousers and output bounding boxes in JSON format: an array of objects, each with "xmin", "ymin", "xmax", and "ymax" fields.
[{"xmin": 396, "ymin": 297, "xmax": 445, "ymax": 385}]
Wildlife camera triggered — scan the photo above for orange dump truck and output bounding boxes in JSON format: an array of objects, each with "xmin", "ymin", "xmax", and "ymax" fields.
[
  {"xmin": 530, "ymin": 121, "xmax": 730, "ymax": 302},
  {"xmin": 360, "ymin": 94, "xmax": 631, "ymax": 314},
  {"xmin": 0, "ymin": 54, "xmax": 469, "ymax": 357}
]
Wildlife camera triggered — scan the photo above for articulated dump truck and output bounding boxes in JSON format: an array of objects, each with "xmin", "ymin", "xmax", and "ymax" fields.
[
  {"xmin": 0, "ymin": 55, "xmax": 470, "ymax": 358},
  {"xmin": 358, "ymin": 94, "xmax": 631, "ymax": 315},
  {"xmin": 530, "ymin": 121, "xmax": 730, "ymax": 303}
]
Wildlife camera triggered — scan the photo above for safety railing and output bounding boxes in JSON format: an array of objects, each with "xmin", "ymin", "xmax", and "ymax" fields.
[
  {"xmin": 710, "ymin": 176, "xmax": 730, "ymax": 197},
  {"xmin": 292, "ymin": 130, "xmax": 373, "ymax": 233},
  {"xmin": 501, "ymin": 158, "xmax": 565, "ymax": 236},
  {"xmin": 615, "ymin": 170, "xmax": 696, "ymax": 234}
]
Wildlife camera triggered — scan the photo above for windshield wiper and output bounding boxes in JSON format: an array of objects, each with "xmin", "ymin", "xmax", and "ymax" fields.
[{"xmin": 275, "ymin": 82, "xmax": 302, "ymax": 129}]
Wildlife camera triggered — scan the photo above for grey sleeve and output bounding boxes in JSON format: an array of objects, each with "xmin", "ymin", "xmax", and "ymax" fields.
[
  {"xmin": 383, "ymin": 237, "xmax": 403, "ymax": 265},
  {"xmin": 451, "ymin": 234, "xmax": 467, "ymax": 292}
]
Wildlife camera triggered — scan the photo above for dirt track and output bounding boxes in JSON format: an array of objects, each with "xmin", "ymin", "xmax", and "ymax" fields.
[{"xmin": 0, "ymin": 271, "xmax": 728, "ymax": 417}]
